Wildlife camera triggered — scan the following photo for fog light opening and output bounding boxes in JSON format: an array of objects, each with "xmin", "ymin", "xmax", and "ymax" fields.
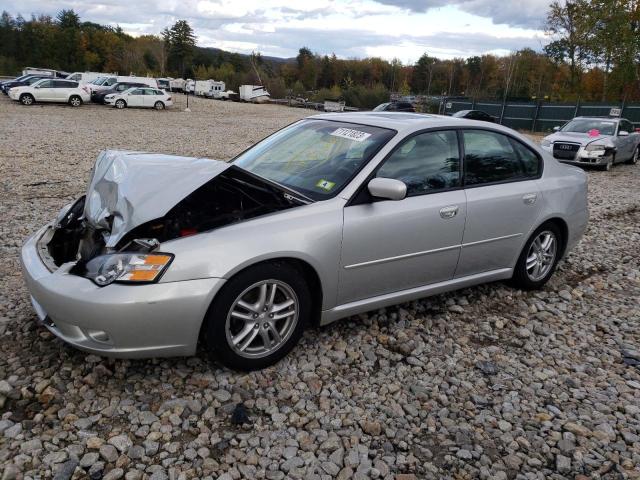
[{"xmin": 87, "ymin": 329, "xmax": 111, "ymax": 344}]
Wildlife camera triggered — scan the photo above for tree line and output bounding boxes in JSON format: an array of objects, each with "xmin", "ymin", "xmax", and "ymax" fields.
[{"xmin": 1, "ymin": 2, "xmax": 640, "ymax": 109}]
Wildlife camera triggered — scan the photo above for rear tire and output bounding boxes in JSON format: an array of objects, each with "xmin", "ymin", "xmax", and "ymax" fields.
[
  {"xmin": 204, "ymin": 262, "xmax": 311, "ymax": 370},
  {"xmin": 154, "ymin": 101, "xmax": 165, "ymax": 110},
  {"xmin": 20, "ymin": 94, "xmax": 34, "ymax": 105},
  {"xmin": 627, "ymin": 147, "xmax": 638, "ymax": 165},
  {"xmin": 510, "ymin": 222, "xmax": 563, "ymax": 290},
  {"xmin": 69, "ymin": 95, "xmax": 82, "ymax": 107},
  {"xmin": 115, "ymin": 99, "xmax": 126, "ymax": 109}
]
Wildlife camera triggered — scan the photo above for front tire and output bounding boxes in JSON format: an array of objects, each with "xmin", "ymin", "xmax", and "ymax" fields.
[
  {"xmin": 69, "ymin": 95, "xmax": 82, "ymax": 107},
  {"xmin": 511, "ymin": 222, "xmax": 563, "ymax": 290},
  {"xmin": 20, "ymin": 94, "xmax": 34, "ymax": 105},
  {"xmin": 154, "ymin": 101, "xmax": 165, "ymax": 110},
  {"xmin": 600, "ymin": 155, "xmax": 613, "ymax": 171},
  {"xmin": 115, "ymin": 99, "xmax": 126, "ymax": 109},
  {"xmin": 204, "ymin": 263, "xmax": 311, "ymax": 370}
]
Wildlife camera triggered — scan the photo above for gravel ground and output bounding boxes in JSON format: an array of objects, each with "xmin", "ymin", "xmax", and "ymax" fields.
[{"xmin": 0, "ymin": 95, "xmax": 639, "ymax": 480}]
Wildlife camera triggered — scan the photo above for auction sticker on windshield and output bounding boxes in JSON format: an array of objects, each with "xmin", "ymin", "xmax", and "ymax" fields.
[{"xmin": 331, "ymin": 127, "xmax": 372, "ymax": 142}]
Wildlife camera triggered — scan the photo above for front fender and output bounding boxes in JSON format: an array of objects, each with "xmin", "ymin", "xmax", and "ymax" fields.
[{"xmin": 158, "ymin": 199, "xmax": 345, "ymax": 310}]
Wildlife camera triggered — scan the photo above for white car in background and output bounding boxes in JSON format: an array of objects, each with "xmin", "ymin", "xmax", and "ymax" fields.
[
  {"xmin": 9, "ymin": 78, "xmax": 90, "ymax": 106},
  {"xmin": 104, "ymin": 87, "xmax": 173, "ymax": 110}
]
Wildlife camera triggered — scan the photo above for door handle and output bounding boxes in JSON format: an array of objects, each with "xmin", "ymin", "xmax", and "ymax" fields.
[
  {"xmin": 440, "ymin": 205, "xmax": 459, "ymax": 219},
  {"xmin": 522, "ymin": 193, "xmax": 537, "ymax": 205}
]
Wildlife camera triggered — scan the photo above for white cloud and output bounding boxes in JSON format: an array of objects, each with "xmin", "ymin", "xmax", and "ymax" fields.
[{"xmin": 2, "ymin": 0, "xmax": 551, "ymax": 62}]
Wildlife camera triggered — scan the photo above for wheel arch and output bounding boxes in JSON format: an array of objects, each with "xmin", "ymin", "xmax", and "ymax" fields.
[
  {"xmin": 196, "ymin": 256, "xmax": 324, "ymax": 348},
  {"xmin": 533, "ymin": 216, "xmax": 569, "ymax": 258}
]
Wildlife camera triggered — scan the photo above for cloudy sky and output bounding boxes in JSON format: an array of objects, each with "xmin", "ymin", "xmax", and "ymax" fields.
[{"xmin": 4, "ymin": 0, "xmax": 552, "ymax": 62}]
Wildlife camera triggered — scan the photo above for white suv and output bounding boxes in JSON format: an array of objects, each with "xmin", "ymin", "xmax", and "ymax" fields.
[{"xmin": 9, "ymin": 79, "xmax": 90, "ymax": 107}]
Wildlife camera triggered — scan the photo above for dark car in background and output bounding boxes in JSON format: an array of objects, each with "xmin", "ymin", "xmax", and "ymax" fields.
[
  {"xmin": 1, "ymin": 75, "xmax": 49, "ymax": 95},
  {"xmin": 91, "ymin": 82, "xmax": 148, "ymax": 104},
  {"xmin": 373, "ymin": 101, "xmax": 415, "ymax": 112},
  {"xmin": 452, "ymin": 110, "xmax": 496, "ymax": 122}
]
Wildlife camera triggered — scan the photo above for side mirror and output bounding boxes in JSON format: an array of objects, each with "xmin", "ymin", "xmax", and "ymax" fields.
[
  {"xmin": 367, "ymin": 178, "xmax": 407, "ymax": 201},
  {"xmin": 618, "ymin": 130, "xmax": 629, "ymax": 137},
  {"xmin": 553, "ymin": 126, "xmax": 560, "ymax": 132}
]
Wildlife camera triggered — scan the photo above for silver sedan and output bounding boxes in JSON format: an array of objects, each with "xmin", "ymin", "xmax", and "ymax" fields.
[
  {"xmin": 21, "ymin": 113, "xmax": 589, "ymax": 370},
  {"xmin": 540, "ymin": 116, "xmax": 640, "ymax": 171}
]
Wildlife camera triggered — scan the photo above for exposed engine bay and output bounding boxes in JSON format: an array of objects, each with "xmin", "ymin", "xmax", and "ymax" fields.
[{"xmin": 44, "ymin": 164, "xmax": 304, "ymax": 274}]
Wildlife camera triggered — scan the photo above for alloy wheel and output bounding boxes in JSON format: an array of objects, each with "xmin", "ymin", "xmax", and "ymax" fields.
[
  {"xmin": 21, "ymin": 95, "xmax": 33, "ymax": 105},
  {"xmin": 116, "ymin": 100, "xmax": 125, "ymax": 109},
  {"xmin": 525, "ymin": 230, "xmax": 557, "ymax": 282},
  {"xmin": 154, "ymin": 101, "xmax": 165, "ymax": 110},
  {"xmin": 225, "ymin": 280, "xmax": 298, "ymax": 359},
  {"xmin": 70, "ymin": 96, "xmax": 81, "ymax": 107}
]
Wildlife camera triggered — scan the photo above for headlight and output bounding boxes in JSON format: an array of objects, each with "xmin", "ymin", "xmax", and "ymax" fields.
[
  {"xmin": 84, "ymin": 253, "xmax": 173, "ymax": 286},
  {"xmin": 585, "ymin": 143, "xmax": 606, "ymax": 152},
  {"xmin": 541, "ymin": 139, "xmax": 551, "ymax": 148}
]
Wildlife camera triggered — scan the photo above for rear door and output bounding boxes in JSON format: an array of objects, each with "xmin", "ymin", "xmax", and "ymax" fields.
[
  {"xmin": 455, "ymin": 129, "xmax": 543, "ymax": 277},
  {"xmin": 53, "ymin": 80, "xmax": 74, "ymax": 101},
  {"xmin": 340, "ymin": 129, "xmax": 466, "ymax": 304}
]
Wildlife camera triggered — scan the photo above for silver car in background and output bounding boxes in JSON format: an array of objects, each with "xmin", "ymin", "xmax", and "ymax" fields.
[
  {"xmin": 540, "ymin": 116, "xmax": 640, "ymax": 170},
  {"xmin": 21, "ymin": 113, "xmax": 589, "ymax": 370}
]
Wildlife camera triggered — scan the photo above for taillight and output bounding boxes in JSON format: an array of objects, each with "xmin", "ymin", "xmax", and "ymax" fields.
[
  {"xmin": 167, "ymin": 96, "xmax": 172, "ymax": 101},
  {"xmin": 180, "ymin": 228, "xmax": 197, "ymax": 237}
]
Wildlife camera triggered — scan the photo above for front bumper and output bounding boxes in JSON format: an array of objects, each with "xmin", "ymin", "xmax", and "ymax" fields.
[
  {"xmin": 20, "ymin": 226, "xmax": 226, "ymax": 358},
  {"xmin": 542, "ymin": 144, "xmax": 614, "ymax": 166}
]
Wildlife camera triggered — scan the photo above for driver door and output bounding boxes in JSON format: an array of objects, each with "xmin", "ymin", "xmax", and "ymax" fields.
[
  {"xmin": 34, "ymin": 80, "xmax": 55, "ymax": 101},
  {"xmin": 339, "ymin": 130, "xmax": 466, "ymax": 304}
]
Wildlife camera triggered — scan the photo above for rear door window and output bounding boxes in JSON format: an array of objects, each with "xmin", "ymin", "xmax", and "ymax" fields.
[{"xmin": 462, "ymin": 130, "xmax": 540, "ymax": 186}]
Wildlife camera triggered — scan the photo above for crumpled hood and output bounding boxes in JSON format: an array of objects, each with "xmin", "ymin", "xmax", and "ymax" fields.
[
  {"xmin": 84, "ymin": 150, "xmax": 230, "ymax": 247},
  {"xmin": 546, "ymin": 131, "xmax": 614, "ymax": 146}
]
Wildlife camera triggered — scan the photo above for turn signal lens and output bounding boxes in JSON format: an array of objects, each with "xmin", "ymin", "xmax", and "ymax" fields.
[{"xmin": 84, "ymin": 253, "xmax": 173, "ymax": 286}]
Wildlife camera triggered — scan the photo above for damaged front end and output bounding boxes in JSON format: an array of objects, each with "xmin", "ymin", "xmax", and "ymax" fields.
[{"xmin": 41, "ymin": 150, "xmax": 305, "ymax": 286}]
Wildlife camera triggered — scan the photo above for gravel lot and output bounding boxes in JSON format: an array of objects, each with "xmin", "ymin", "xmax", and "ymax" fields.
[{"xmin": 0, "ymin": 95, "xmax": 639, "ymax": 480}]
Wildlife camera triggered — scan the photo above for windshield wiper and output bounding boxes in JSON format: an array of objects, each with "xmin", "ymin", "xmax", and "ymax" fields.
[{"xmin": 232, "ymin": 166, "xmax": 314, "ymax": 204}]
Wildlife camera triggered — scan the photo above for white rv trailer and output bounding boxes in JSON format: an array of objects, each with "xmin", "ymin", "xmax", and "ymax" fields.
[
  {"xmin": 204, "ymin": 81, "xmax": 227, "ymax": 98},
  {"xmin": 169, "ymin": 78, "xmax": 186, "ymax": 92},
  {"xmin": 323, "ymin": 99, "xmax": 346, "ymax": 112},
  {"xmin": 66, "ymin": 72, "xmax": 114, "ymax": 84},
  {"xmin": 22, "ymin": 67, "xmax": 63, "ymax": 78},
  {"xmin": 156, "ymin": 78, "xmax": 171, "ymax": 90},
  {"xmin": 239, "ymin": 85, "xmax": 270, "ymax": 103}
]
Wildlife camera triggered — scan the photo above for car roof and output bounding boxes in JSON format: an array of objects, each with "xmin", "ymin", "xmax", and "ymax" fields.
[{"xmin": 309, "ymin": 111, "xmax": 509, "ymax": 134}]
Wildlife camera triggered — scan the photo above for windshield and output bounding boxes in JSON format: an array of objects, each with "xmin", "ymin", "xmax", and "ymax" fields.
[
  {"xmin": 561, "ymin": 119, "xmax": 616, "ymax": 136},
  {"xmin": 452, "ymin": 110, "xmax": 470, "ymax": 117},
  {"xmin": 373, "ymin": 103, "xmax": 389, "ymax": 111},
  {"xmin": 234, "ymin": 119, "xmax": 395, "ymax": 200},
  {"xmin": 27, "ymin": 77, "xmax": 45, "ymax": 85}
]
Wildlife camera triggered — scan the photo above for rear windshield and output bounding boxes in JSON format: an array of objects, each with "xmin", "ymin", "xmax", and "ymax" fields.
[{"xmin": 234, "ymin": 119, "xmax": 395, "ymax": 200}]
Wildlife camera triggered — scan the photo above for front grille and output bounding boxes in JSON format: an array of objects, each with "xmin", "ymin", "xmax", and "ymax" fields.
[{"xmin": 553, "ymin": 142, "xmax": 580, "ymax": 160}]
